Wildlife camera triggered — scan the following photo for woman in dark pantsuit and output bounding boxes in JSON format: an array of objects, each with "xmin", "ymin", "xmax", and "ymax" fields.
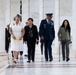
[{"xmin": 24, "ymin": 18, "xmax": 39, "ymax": 63}]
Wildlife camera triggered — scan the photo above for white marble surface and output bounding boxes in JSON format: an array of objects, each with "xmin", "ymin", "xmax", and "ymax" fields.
[
  {"xmin": 5, "ymin": 0, "xmax": 11, "ymax": 25},
  {"xmin": 22, "ymin": 0, "xmax": 29, "ymax": 22},
  {"xmin": 0, "ymin": 0, "xmax": 76, "ymax": 57},
  {"xmin": 60, "ymin": 0, "xmax": 72, "ymax": 16},
  {"xmin": 0, "ymin": 52, "xmax": 9, "ymax": 72},
  {"xmin": 72, "ymin": 0, "xmax": 76, "ymax": 51},
  {"xmin": 0, "ymin": 0, "xmax": 6, "ymax": 52},
  {"xmin": 10, "ymin": 0, "xmax": 20, "ymax": 21},
  {"xmin": 0, "ymin": 47, "xmax": 76, "ymax": 75}
]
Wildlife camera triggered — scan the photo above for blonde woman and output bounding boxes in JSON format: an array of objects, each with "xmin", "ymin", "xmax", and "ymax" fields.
[{"xmin": 9, "ymin": 14, "xmax": 25, "ymax": 63}]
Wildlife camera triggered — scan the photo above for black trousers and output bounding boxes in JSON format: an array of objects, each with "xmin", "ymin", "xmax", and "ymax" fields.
[
  {"xmin": 61, "ymin": 40, "xmax": 70, "ymax": 59},
  {"xmin": 44, "ymin": 40, "xmax": 53, "ymax": 60},
  {"xmin": 40, "ymin": 40, "xmax": 44, "ymax": 54},
  {"xmin": 27, "ymin": 40, "xmax": 36, "ymax": 61},
  {"xmin": 20, "ymin": 51, "xmax": 23, "ymax": 56},
  {"xmin": 5, "ymin": 39, "xmax": 10, "ymax": 53}
]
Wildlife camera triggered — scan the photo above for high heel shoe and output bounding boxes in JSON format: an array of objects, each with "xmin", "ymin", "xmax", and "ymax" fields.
[{"xmin": 13, "ymin": 59, "xmax": 18, "ymax": 63}]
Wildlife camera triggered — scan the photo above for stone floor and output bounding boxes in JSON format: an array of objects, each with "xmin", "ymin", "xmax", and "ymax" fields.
[
  {"xmin": 0, "ymin": 44, "xmax": 76, "ymax": 75},
  {"xmin": 0, "ymin": 52, "xmax": 9, "ymax": 72}
]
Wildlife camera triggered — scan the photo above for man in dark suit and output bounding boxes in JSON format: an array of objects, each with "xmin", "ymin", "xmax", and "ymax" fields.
[
  {"xmin": 39, "ymin": 13, "xmax": 55, "ymax": 62},
  {"xmin": 24, "ymin": 18, "xmax": 39, "ymax": 63},
  {"xmin": 5, "ymin": 25, "xmax": 11, "ymax": 53}
]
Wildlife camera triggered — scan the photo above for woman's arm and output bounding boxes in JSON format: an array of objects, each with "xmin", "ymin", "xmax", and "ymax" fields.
[
  {"xmin": 9, "ymin": 27, "xmax": 16, "ymax": 40},
  {"xmin": 9, "ymin": 28, "xmax": 13, "ymax": 35},
  {"xmin": 58, "ymin": 27, "xmax": 61, "ymax": 41},
  {"xmin": 20, "ymin": 28, "xmax": 25, "ymax": 39}
]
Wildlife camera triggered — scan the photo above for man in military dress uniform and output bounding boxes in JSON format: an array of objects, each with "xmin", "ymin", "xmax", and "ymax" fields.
[{"xmin": 39, "ymin": 13, "xmax": 55, "ymax": 62}]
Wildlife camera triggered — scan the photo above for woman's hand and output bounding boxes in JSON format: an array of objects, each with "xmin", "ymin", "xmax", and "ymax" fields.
[
  {"xmin": 19, "ymin": 37, "xmax": 23, "ymax": 40},
  {"xmin": 58, "ymin": 38, "xmax": 61, "ymax": 41},
  {"xmin": 23, "ymin": 41, "xmax": 27, "ymax": 44},
  {"xmin": 12, "ymin": 36, "xmax": 16, "ymax": 40}
]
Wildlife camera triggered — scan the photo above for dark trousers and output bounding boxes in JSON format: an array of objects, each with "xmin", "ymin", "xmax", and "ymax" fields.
[
  {"xmin": 20, "ymin": 51, "xmax": 23, "ymax": 56},
  {"xmin": 61, "ymin": 40, "xmax": 70, "ymax": 59},
  {"xmin": 44, "ymin": 40, "xmax": 53, "ymax": 60},
  {"xmin": 5, "ymin": 39, "xmax": 10, "ymax": 53},
  {"xmin": 40, "ymin": 40, "xmax": 44, "ymax": 54},
  {"xmin": 27, "ymin": 40, "xmax": 36, "ymax": 61}
]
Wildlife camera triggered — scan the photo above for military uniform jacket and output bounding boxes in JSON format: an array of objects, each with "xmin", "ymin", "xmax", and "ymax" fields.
[{"xmin": 39, "ymin": 19, "xmax": 55, "ymax": 40}]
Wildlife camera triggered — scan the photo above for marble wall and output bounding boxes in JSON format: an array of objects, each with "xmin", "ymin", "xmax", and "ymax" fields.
[
  {"xmin": 0, "ymin": 0, "xmax": 6, "ymax": 52},
  {"xmin": 0, "ymin": 0, "xmax": 20, "ymax": 52},
  {"xmin": 22, "ymin": 0, "xmax": 29, "ymax": 23},
  {"xmin": 72, "ymin": 0, "xmax": 76, "ymax": 51},
  {"xmin": 10, "ymin": 0, "xmax": 20, "ymax": 21},
  {"xmin": 0, "ymin": 0, "xmax": 76, "ymax": 56},
  {"xmin": 59, "ymin": 0, "xmax": 72, "ymax": 25},
  {"xmin": 5, "ymin": 0, "xmax": 11, "ymax": 26},
  {"xmin": 22, "ymin": 0, "xmax": 39, "ymax": 28}
]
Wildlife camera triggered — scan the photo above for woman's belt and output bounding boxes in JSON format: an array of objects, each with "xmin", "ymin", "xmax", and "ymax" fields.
[{"xmin": 11, "ymin": 37, "xmax": 23, "ymax": 40}]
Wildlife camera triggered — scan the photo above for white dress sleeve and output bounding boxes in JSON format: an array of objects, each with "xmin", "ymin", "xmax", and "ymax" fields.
[
  {"xmin": 10, "ymin": 22, "xmax": 14, "ymax": 28},
  {"xmin": 21, "ymin": 22, "xmax": 25, "ymax": 29}
]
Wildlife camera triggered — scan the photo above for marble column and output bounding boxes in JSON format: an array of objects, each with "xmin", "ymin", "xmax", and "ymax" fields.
[
  {"xmin": 54, "ymin": 0, "xmax": 60, "ymax": 53},
  {"xmin": 43, "ymin": 0, "xmax": 55, "ymax": 19},
  {"xmin": 39, "ymin": 0, "xmax": 44, "ymax": 22},
  {"xmin": 59, "ymin": 0, "xmax": 73, "ymax": 57},
  {"xmin": 22, "ymin": 0, "xmax": 39, "ymax": 27},
  {"xmin": 0, "ymin": 0, "xmax": 6, "ymax": 52},
  {"xmin": 72, "ymin": 0, "xmax": 76, "ymax": 57},
  {"xmin": 5, "ymin": 0, "xmax": 11, "ymax": 26},
  {"xmin": 59, "ymin": 0, "xmax": 72, "ymax": 24},
  {"xmin": 22, "ymin": 0, "xmax": 29, "ymax": 23},
  {"xmin": 29, "ymin": 0, "xmax": 39, "ymax": 28},
  {"xmin": 10, "ymin": 0, "xmax": 20, "ymax": 21}
]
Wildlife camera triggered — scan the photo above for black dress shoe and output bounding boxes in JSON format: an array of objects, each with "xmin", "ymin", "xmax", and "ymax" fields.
[
  {"xmin": 49, "ymin": 58, "xmax": 53, "ymax": 62},
  {"xmin": 41, "ymin": 52, "xmax": 43, "ymax": 55},
  {"xmin": 32, "ymin": 60, "xmax": 35, "ymax": 62},
  {"xmin": 24, "ymin": 55, "xmax": 28, "ymax": 57},
  {"xmin": 63, "ymin": 58, "xmax": 65, "ymax": 61},
  {"xmin": 27, "ymin": 60, "xmax": 30, "ymax": 63},
  {"xmin": 45, "ymin": 59, "xmax": 48, "ymax": 61},
  {"xmin": 66, "ymin": 58, "xmax": 70, "ymax": 62}
]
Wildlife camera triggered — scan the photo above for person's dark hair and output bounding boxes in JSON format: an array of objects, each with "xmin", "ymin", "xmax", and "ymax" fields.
[
  {"xmin": 28, "ymin": 18, "xmax": 33, "ymax": 22},
  {"xmin": 15, "ymin": 14, "xmax": 22, "ymax": 21},
  {"xmin": 61, "ymin": 19, "xmax": 71, "ymax": 36}
]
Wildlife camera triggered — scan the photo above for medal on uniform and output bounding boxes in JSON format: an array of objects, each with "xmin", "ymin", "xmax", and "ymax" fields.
[
  {"xmin": 44, "ymin": 24, "xmax": 46, "ymax": 28},
  {"xmin": 51, "ymin": 22, "xmax": 54, "ymax": 25}
]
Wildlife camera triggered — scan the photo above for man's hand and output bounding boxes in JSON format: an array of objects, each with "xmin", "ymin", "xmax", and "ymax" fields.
[
  {"xmin": 36, "ymin": 40, "xmax": 39, "ymax": 44},
  {"xmin": 24, "ymin": 41, "xmax": 27, "ymax": 44},
  {"xmin": 41, "ymin": 36, "xmax": 44, "ymax": 40}
]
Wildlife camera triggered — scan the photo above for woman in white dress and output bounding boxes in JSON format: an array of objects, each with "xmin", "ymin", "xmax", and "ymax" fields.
[{"xmin": 9, "ymin": 14, "xmax": 25, "ymax": 63}]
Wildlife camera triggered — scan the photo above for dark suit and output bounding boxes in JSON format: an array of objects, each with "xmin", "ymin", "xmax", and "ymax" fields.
[
  {"xmin": 5, "ymin": 28, "xmax": 11, "ymax": 53},
  {"xmin": 39, "ymin": 19, "xmax": 55, "ymax": 61},
  {"xmin": 24, "ymin": 25, "xmax": 39, "ymax": 61}
]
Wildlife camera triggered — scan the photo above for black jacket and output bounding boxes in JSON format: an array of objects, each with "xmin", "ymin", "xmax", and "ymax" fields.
[{"xmin": 23, "ymin": 25, "xmax": 39, "ymax": 41}]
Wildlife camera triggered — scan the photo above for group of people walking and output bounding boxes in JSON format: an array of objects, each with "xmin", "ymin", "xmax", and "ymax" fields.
[{"xmin": 5, "ymin": 13, "xmax": 71, "ymax": 63}]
